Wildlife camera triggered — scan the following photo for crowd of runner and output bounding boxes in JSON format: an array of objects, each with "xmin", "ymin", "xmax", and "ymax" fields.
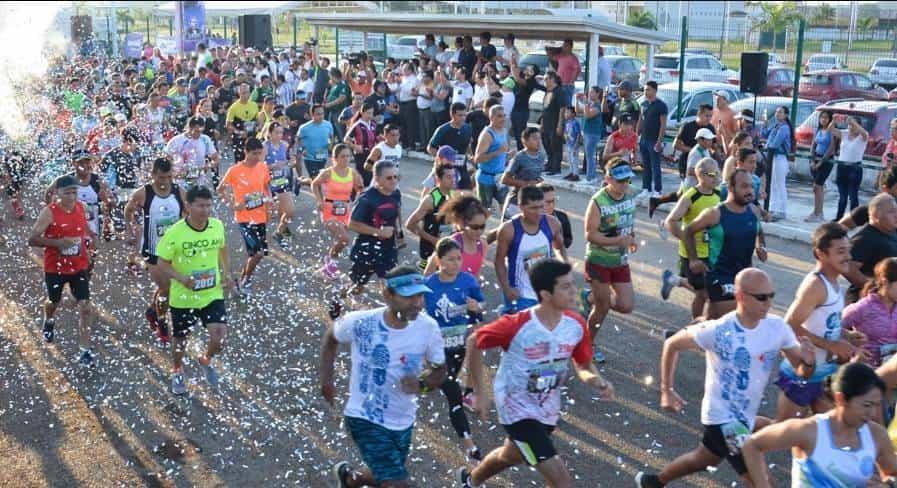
[{"xmin": 6, "ymin": 33, "xmax": 897, "ymax": 487}]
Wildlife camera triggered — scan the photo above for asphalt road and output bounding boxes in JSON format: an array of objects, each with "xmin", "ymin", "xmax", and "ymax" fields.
[{"xmin": 0, "ymin": 153, "xmax": 818, "ymax": 487}]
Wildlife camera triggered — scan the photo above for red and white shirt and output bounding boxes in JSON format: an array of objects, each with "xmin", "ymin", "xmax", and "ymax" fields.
[{"xmin": 476, "ymin": 309, "xmax": 592, "ymax": 426}]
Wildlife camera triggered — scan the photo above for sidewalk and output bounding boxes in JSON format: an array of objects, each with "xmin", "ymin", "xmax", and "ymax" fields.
[{"xmin": 405, "ymin": 151, "xmax": 875, "ymax": 243}]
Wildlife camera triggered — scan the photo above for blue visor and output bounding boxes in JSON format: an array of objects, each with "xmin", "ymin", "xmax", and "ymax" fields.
[
  {"xmin": 386, "ymin": 273, "xmax": 432, "ymax": 297},
  {"xmin": 609, "ymin": 163, "xmax": 635, "ymax": 181}
]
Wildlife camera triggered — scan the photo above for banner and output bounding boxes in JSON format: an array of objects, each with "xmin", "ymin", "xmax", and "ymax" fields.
[
  {"xmin": 123, "ymin": 32, "xmax": 144, "ymax": 59},
  {"xmin": 181, "ymin": 1, "xmax": 206, "ymax": 52},
  {"xmin": 207, "ymin": 37, "xmax": 231, "ymax": 49},
  {"xmin": 155, "ymin": 36, "xmax": 177, "ymax": 57}
]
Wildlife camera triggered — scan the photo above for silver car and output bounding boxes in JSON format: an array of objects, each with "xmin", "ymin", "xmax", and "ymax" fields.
[
  {"xmin": 870, "ymin": 58, "xmax": 897, "ymax": 89},
  {"xmin": 729, "ymin": 97, "xmax": 820, "ymax": 129}
]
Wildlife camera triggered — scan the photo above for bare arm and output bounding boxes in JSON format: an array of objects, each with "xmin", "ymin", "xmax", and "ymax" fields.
[
  {"xmin": 493, "ymin": 223, "xmax": 515, "ymax": 297},
  {"xmin": 584, "ymin": 199, "xmax": 622, "ymax": 247},
  {"xmin": 405, "ymin": 195, "xmax": 438, "ymax": 245},
  {"xmin": 319, "ymin": 324, "xmax": 341, "ymax": 405},
  {"xmin": 784, "ymin": 276, "xmax": 849, "ymax": 358},
  {"xmin": 123, "ymin": 187, "xmax": 146, "ymax": 242},
  {"xmin": 473, "ymin": 130, "xmax": 501, "ymax": 164},
  {"xmin": 659, "ymin": 328, "xmax": 703, "ymax": 411},
  {"xmin": 548, "ymin": 215, "xmax": 567, "ymax": 263},
  {"xmin": 742, "ymin": 419, "xmax": 815, "ymax": 488},
  {"xmin": 663, "ymin": 194, "xmax": 692, "ymax": 240},
  {"xmin": 155, "ymin": 257, "xmax": 192, "ymax": 289},
  {"xmin": 843, "ymin": 261, "xmax": 869, "ymax": 290},
  {"xmin": 573, "ymin": 360, "xmax": 614, "ymax": 399},
  {"xmin": 683, "ymin": 207, "xmax": 721, "ymax": 263},
  {"xmin": 28, "ymin": 207, "xmax": 70, "ymax": 249}
]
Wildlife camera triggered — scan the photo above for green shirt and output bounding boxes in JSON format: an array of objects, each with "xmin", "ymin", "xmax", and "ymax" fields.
[
  {"xmin": 250, "ymin": 85, "xmax": 273, "ymax": 103},
  {"xmin": 63, "ymin": 90, "xmax": 86, "ymax": 115},
  {"xmin": 327, "ymin": 81, "xmax": 350, "ymax": 111},
  {"xmin": 155, "ymin": 218, "xmax": 226, "ymax": 309},
  {"xmin": 586, "ymin": 187, "xmax": 636, "ymax": 267}
]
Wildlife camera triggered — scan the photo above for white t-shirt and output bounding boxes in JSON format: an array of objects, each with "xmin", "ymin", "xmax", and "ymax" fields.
[
  {"xmin": 165, "ymin": 133, "xmax": 218, "ymax": 186},
  {"xmin": 501, "ymin": 90, "xmax": 515, "ymax": 117},
  {"xmin": 333, "ymin": 307, "xmax": 446, "ymax": 431},
  {"xmin": 690, "ymin": 312, "xmax": 799, "ymax": 429},
  {"xmin": 452, "ymin": 81, "xmax": 473, "ymax": 108},
  {"xmin": 297, "ymin": 78, "xmax": 315, "ymax": 101},
  {"xmin": 398, "ymin": 76, "xmax": 419, "ymax": 103},
  {"xmin": 472, "ymin": 84, "xmax": 489, "ymax": 109}
]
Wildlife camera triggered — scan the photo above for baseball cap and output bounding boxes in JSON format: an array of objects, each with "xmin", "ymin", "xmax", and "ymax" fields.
[
  {"xmin": 617, "ymin": 80, "xmax": 634, "ymax": 91},
  {"xmin": 500, "ymin": 77, "xmax": 516, "ymax": 89},
  {"xmin": 55, "ymin": 175, "xmax": 78, "ymax": 190},
  {"xmin": 436, "ymin": 145, "xmax": 457, "ymax": 161},
  {"xmin": 71, "ymin": 149, "xmax": 91, "ymax": 162},
  {"xmin": 385, "ymin": 272, "xmax": 432, "ymax": 297},
  {"xmin": 606, "ymin": 158, "xmax": 635, "ymax": 181},
  {"xmin": 735, "ymin": 109, "xmax": 754, "ymax": 122},
  {"xmin": 696, "ymin": 128, "xmax": 716, "ymax": 140}
]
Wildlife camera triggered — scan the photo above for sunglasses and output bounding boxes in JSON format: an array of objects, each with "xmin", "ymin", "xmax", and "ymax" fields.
[
  {"xmin": 702, "ymin": 171, "xmax": 718, "ymax": 177},
  {"xmin": 746, "ymin": 292, "xmax": 775, "ymax": 302},
  {"xmin": 466, "ymin": 224, "xmax": 486, "ymax": 231}
]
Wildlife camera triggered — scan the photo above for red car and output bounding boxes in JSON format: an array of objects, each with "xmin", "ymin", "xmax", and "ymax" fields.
[
  {"xmin": 795, "ymin": 100, "xmax": 897, "ymax": 157},
  {"xmin": 891, "ymin": 87, "xmax": 897, "ymax": 101},
  {"xmin": 727, "ymin": 66, "xmax": 795, "ymax": 96},
  {"xmin": 798, "ymin": 71, "xmax": 889, "ymax": 102}
]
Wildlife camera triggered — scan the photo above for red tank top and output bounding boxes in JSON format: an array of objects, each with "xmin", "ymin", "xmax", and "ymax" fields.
[
  {"xmin": 44, "ymin": 201, "xmax": 90, "ymax": 275},
  {"xmin": 452, "ymin": 232, "xmax": 485, "ymax": 276}
]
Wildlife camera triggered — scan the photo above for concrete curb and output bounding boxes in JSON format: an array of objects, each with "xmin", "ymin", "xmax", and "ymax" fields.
[{"xmin": 404, "ymin": 150, "xmax": 814, "ymax": 243}]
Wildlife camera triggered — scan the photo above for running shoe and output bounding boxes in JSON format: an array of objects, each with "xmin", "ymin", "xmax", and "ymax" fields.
[
  {"xmin": 239, "ymin": 277, "xmax": 252, "ymax": 297},
  {"xmin": 199, "ymin": 357, "xmax": 219, "ymax": 386},
  {"xmin": 467, "ymin": 446, "xmax": 483, "ymax": 464},
  {"xmin": 462, "ymin": 391, "xmax": 477, "ymax": 412},
  {"xmin": 328, "ymin": 297, "xmax": 344, "ymax": 320},
  {"xmin": 78, "ymin": 349, "xmax": 94, "ymax": 368},
  {"xmin": 456, "ymin": 467, "xmax": 473, "ymax": 488},
  {"xmin": 593, "ymin": 349, "xmax": 606, "ymax": 364},
  {"xmin": 171, "ymin": 372, "xmax": 187, "ymax": 395},
  {"xmin": 635, "ymin": 471, "xmax": 663, "ymax": 488},
  {"xmin": 660, "ymin": 269, "xmax": 677, "ymax": 301},
  {"xmin": 11, "ymin": 199, "xmax": 24, "ymax": 220},
  {"xmin": 331, "ymin": 461, "xmax": 352, "ymax": 488},
  {"xmin": 42, "ymin": 319, "xmax": 55, "ymax": 343},
  {"xmin": 273, "ymin": 231, "xmax": 286, "ymax": 250}
]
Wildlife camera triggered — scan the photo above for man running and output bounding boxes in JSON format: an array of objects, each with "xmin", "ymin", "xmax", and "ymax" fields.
[
  {"xmin": 659, "ymin": 158, "xmax": 721, "ymax": 319},
  {"xmin": 321, "ymin": 266, "xmax": 446, "ymax": 488},
  {"xmin": 155, "ymin": 185, "xmax": 232, "ymax": 395},
  {"xmin": 48, "ymin": 150, "xmax": 113, "ymax": 247},
  {"xmin": 225, "ymin": 83, "xmax": 259, "ymax": 162},
  {"xmin": 774, "ymin": 222, "xmax": 869, "ymax": 421},
  {"xmin": 218, "ymin": 137, "xmax": 271, "ymax": 295},
  {"xmin": 583, "ymin": 157, "xmax": 637, "ymax": 362},
  {"xmin": 635, "ymin": 268, "xmax": 816, "ymax": 488},
  {"xmin": 365, "ymin": 123, "xmax": 403, "ymax": 176},
  {"xmin": 683, "ymin": 169, "xmax": 766, "ymax": 319},
  {"xmin": 458, "ymin": 259, "xmax": 614, "ymax": 488},
  {"xmin": 165, "ymin": 115, "xmax": 220, "ymax": 190},
  {"xmin": 405, "ymin": 163, "xmax": 455, "ymax": 271},
  {"xmin": 124, "ymin": 157, "xmax": 186, "ymax": 343},
  {"xmin": 28, "ymin": 175, "xmax": 95, "ymax": 366},
  {"xmin": 495, "ymin": 185, "xmax": 566, "ymax": 313},
  {"xmin": 101, "ymin": 127, "xmax": 142, "ymax": 236},
  {"xmin": 428, "ymin": 102, "xmax": 473, "ymax": 190}
]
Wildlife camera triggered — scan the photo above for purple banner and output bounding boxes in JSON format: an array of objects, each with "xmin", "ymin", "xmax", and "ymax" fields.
[{"xmin": 181, "ymin": 1, "xmax": 206, "ymax": 52}]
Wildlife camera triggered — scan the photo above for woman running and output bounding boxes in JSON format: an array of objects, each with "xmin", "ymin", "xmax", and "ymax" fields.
[
  {"xmin": 423, "ymin": 238, "xmax": 484, "ymax": 463},
  {"xmin": 424, "ymin": 194, "xmax": 488, "ymax": 277},
  {"xmin": 742, "ymin": 362, "xmax": 897, "ymax": 487},
  {"xmin": 264, "ymin": 122, "xmax": 297, "ymax": 247},
  {"xmin": 311, "ymin": 143, "xmax": 364, "ymax": 280}
]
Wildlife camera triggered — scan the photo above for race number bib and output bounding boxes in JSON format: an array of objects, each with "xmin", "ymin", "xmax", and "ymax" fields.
[
  {"xmin": 314, "ymin": 150, "xmax": 328, "ymax": 161},
  {"xmin": 721, "ymin": 420, "xmax": 751, "ymax": 456},
  {"xmin": 441, "ymin": 324, "xmax": 467, "ymax": 349},
  {"xmin": 526, "ymin": 360, "xmax": 566, "ymax": 394},
  {"xmin": 244, "ymin": 192, "xmax": 264, "ymax": 210},
  {"xmin": 155, "ymin": 216, "xmax": 177, "ymax": 237},
  {"xmin": 331, "ymin": 200, "xmax": 348, "ymax": 216},
  {"xmin": 523, "ymin": 245, "xmax": 549, "ymax": 272},
  {"xmin": 271, "ymin": 177, "xmax": 289, "ymax": 191},
  {"xmin": 61, "ymin": 240, "xmax": 81, "ymax": 256},
  {"xmin": 191, "ymin": 269, "xmax": 216, "ymax": 291}
]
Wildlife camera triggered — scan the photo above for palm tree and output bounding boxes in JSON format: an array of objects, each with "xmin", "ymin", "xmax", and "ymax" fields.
[
  {"xmin": 813, "ymin": 3, "xmax": 836, "ymax": 27},
  {"xmin": 627, "ymin": 10, "xmax": 656, "ymax": 56},
  {"xmin": 856, "ymin": 16, "xmax": 878, "ymax": 41},
  {"xmin": 752, "ymin": 1, "xmax": 800, "ymax": 52}
]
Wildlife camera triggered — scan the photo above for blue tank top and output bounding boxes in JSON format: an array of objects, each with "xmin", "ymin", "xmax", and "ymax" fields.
[
  {"xmin": 813, "ymin": 128, "xmax": 831, "ymax": 157},
  {"xmin": 476, "ymin": 127, "xmax": 507, "ymax": 185},
  {"xmin": 710, "ymin": 203, "xmax": 759, "ymax": 280},
  {"xmin": 264, "ymin": 140, "xmax": 289, "ymax": 165},
  {"xmin": 507, "ymin": 215, "xmax": 554, "ymax": 299}
]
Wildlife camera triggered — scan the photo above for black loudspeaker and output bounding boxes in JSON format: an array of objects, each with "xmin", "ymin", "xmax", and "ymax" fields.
[
  {"xmin": 740, "ymin": 52, "xmax": 769, "ymax": 94},
  {"xmin": 71, "ymin": 15, "xmax": 92, "ymax": 42},
  {"xmin": 239, "ymin": 15, "xmax": 272, "ymax": 50}
]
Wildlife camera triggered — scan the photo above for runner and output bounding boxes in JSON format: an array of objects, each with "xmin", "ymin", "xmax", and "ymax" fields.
[
  {"xmin": 124, "ymin": 157, "xmax": 187, "ymax": 343},
  {"xmin": 321, "ymin": 265, "xmax": 447, "ymax": 488},
  {"xmin": 344, "ymin": 160, "xmax": 402, "ymax": 297},
  {"xmin": 473, "ymin": 105, "xmax": 512, "ymax": 212},
  {"xmin": 428, "ymin": 102, "xmax": 473, "ymax": 190},
  {"xmin": 165, "ymin": 116, "xmax": 220, "ymax": 190},
  {"xmin": 422, "ymin": 194, "xmax": 489, "ymax": 277},
  {"xmin": 495, "ymin": 185, "xmax": 566, "ymax": 314},
  {"xmin": 405, "ymin": 162, "xmax": 455, "ymax": 271},
  {"xmin": 635, "ymin": 268, "xmax": 816, "ymax": 488},
  {"xmin": 683, "ymin": 169, "xmax": 766, "ymax": 319},
  {"xmin": 101, "ymin": 127, "xmax": 142, "ymax": 237},
  {"xmin": 424, "ymin": 238, "xmax": 484, "ymax": 461},
  {"xmin": 742, "ymin": 362, "xmax": 897, "ymax": 488},
  {"xmin": 538, "ymin": 183, "xmax": 573, "ymax": 251},
  {"xmin": 344, "ymin": 101, "xmax": 378, "ymax": 187},
  {"xmin": 659, "ymin": 158, "xmax": 721, "ymax": 319},
  {"xmin": 225, "ymin": 83, "xmax": 259, "ymax": 162},
  {"xmin": 499, "ymin": 127, "xmax": 544, "ymax": 221},
  {"xmin": 457, "ymin": 258, "xmax": 614, "ymax": 488},
  {"xmin": 775, "ymin": 222, "xmax": 869, "ymax": 421},
  {"xmin": 263, "ymin": 121, "xmax": 298, "ymax": 248},
  {"xmin": 584, "ymin": 157, "xmax": 637, "ymax": 363},
  {"xmin": 311, "ymin": 143, "xmax": 364, "ymax": 279},
  {"xmin": 27, "ymin": 175, "xmax": 95, "ymax": 366},
  {"xmin": 297, "ymin": 104, "xmax": 334, "ymax": 179},
  {"xmin": 217, "ymin": 137, "xmax": 271, "ymax": 295},
  {"xmin": 365, "ymin": 123, "xmax": 403, "ymax": 175},
  {"xmin": 154, "ymin": 185, "xmax": 233, "ymax": 395}
]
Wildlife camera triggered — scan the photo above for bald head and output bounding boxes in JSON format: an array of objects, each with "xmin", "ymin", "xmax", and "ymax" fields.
[
  {"xmin": 735, "ymin": 268, "xmax": 771, "ymax": 293},
  {"xmin": 870, "ymin": 193, "xmax": 896, "ymax": 218},
  {"xmin": 870, "ymin": 193, "xmax": 897, "ymax": 233}
]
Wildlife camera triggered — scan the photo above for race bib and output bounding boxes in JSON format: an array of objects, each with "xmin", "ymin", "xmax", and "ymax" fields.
[
  {"xmin": 721, "ymin": 420, "xmax": 751, "ymax": 456},
  {"xmin": 441, "ymin": 324, "xmax": 467, "ymax": 349},
  {"xmin": 271, "ymin": 177, "xmax": 289, "ymax": 190},
  {"xmin": 314, "ymin": 150, "xmax": 328, "ymax": 161},
  {"xmin": 155, "ymin": 216, "xmax": 177, "ymax": 237},
  {"xmin": 331, "ymin": 200, "xmax": 348, "ymax": 216},
  {"xmin": 61, "ymin": 240, "xmax": 81, "ymax": 256},
  {"xmin": 191, "ymin": 269, "xmax": 216, "ymax": 291},
  {"xmin": 454, "ymin": 154, "xmax": 467, "ymax": 170},
  {"xmin": 245, "ymin": 121, "xmax": 256, "ymax": 132},
  {"xmin": 245, "ymin": 192, "xmax": 264, "ymax": 210},
  {"xmin": 523, "ymin": 245, "xmax": 549, "ymax": 272},
  {"xmin": 526, "ymin": 360, "xmax": 566, "ymax": 394}
]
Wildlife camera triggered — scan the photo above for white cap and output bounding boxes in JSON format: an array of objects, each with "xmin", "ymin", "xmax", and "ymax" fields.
[{"xmin": 696, "ymin": 128, "xmax": 715, "ymax": 140}]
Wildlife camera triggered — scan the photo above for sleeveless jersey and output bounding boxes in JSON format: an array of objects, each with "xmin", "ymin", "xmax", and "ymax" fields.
[
  {"xmin": 140, "ymin": 184, "xmax": 184, "ymax": 258},
  {"xmin": 507, "ymin": 215, "xmax": 554, "ymax": 301},
  {"xmin": 264, "ymin": 140, "xmax": 292, "ymax": 191},
  {"xmin": 793, "ymin": 414, "xmax": 877, "ymax": 488},
  {"xmin": 781, "ymin": 272, "xmax": 844, "ymax": 382},
  {"xmin": 678, "ymin": 187, "xmax": 721, "ymax": 259},
  {"xmin": 420, "ymin": 187, "xmax": 453, "ymax": 260},
  {"xmin": 586, "ymin": 187, "xmax": 636, "ymax": 267},
  {"xmin": 452, "ymin": 232, "xmax": 485, "ymax": 276},
  {"xmin": 65, "ymin": 172, "xmax": 101, "ymax": 235},
  {"xmin": 44, "ymin": 201, "xmax": 90, "ymax": 275},
  {"xmin": 707, "ymin": 203, "xmax": 759, "ymax": 277},
  {"xmin": 322, "ymin": 167, "xmax": 354, "ymax": 219},
  {"xmin": 374, "ymin": 141, "xmax": 403, "ymax": 169}
]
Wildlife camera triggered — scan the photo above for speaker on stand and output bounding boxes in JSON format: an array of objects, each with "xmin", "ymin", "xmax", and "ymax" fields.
[
  {"xmin": 239, "ymin": 15, "xmax": 272, "ymax": 51},
  {"xmin": 741, "ymin": 51, "xmax": 772, "ymax": 211}
]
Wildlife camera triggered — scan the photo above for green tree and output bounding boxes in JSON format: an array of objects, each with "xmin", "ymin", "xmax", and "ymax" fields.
[
  {"xmin": 752, "ymin": 1, "xmax": 800, "ymax": 52},
  {"xmin": 856, "ymin": 16, "xmax": 878, "ymax": 40},
  {"xmin": 812, "ymin": 3, "xmax": 836, "ymax": 27},
  {"xmin": 627, "ymin": 10, "xmax": 657, "ymax": 30}
]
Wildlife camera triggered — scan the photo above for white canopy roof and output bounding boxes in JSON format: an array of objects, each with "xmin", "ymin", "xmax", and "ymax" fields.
[{"xmin": 155, "ymin": 1, "xmax": 299, "ymax": 17}]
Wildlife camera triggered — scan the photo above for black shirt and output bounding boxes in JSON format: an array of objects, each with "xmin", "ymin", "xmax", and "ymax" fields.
[
  {"xmin": 480, "ymin": 44, "xmax": 497, "ymax": 62},
  {"xmin": 458, "ymin": 48, "xmax": 477, "ymax": 79},
  {"xmin": 350, "ymin": 187, "xmax": 402, "ymax": 255},
  {"xmin": 285, "ymin": 102, "xmax": 309, "ymax": 127},
  {"xmin": 365, "ymin": 93, "xmax": 386, "ymax": 117},
  {"xmin": 639, "ymin": 98, "xmax": 669, "ymax": 142},
  {"xmin": 101, "ymin": 148, "xmax": 140, "ymax": 188},
  {"xmin": 541, "ymin": 87, "xmax": 561, "ymax": 131},
  {"xmin": 553, "ymin": 209, "xmax": 573, "ymax": 249},
  {"xmin": 512, "ymin": 77, "xmax": 544, "ymax": 113},
  {"xmin": 466, "ymin": 110, "xmax": 489, "ymax": 149},
  {"xmin": 675, "ymin": 122, "xmax": 716, "ymax": 168},
  {"xmin": 849, "ymin": 223, "xmax": 897, "ymax": 297},
  {"xmin": 429, "ymin": 121, "xmax": 472, "ymax": 155}
]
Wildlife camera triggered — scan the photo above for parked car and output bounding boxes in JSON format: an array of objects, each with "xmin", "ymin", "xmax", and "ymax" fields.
[
  {"xmin": 891, "ymin": 87, "xmax": 897, "ymax": 101},
  {"xmin": 602, "ymin": 45, "xmax": 626, "ymax": 56},
  {"xmin": 804, "ymin": 53, "xmax": 846, "ymax": 72},
  {"xmin": 732, "ymin": 66, "xmax": 796, "ymax": 96},
  {"xmin": 684, "ymin": 47, "xmax": 715, "ymax": 57},
  {"xmin": 795, "ymin": 100, "xmax": 897, "ymax": 157},
  {"xmin": 798, "ymin": 71, "xmax": 889, "ymax": 103},
  {"xmin": 388, "ymin": 35, "xmax": 425, "ymax": 60},
  {"xmin": 639, "ymin": 53, "xmax": 736, "ymax": 86},
  {"xmin": 768, "ymin": 53, "xmax": 787, "ymax": 66},
  {"xmin": 870, "ymin": 58, "xmax": 897, "ymax": 89},
  {"xmin": 729, "ymin": 97, "xmax": 820, "ymax": 130},
  {"xmin": 605, "ymin": 55, "xmax": 643, "ymax": 89},
  {"xmin": 638, "ymin": 81, "xmax": 747, "ymax": 137}
]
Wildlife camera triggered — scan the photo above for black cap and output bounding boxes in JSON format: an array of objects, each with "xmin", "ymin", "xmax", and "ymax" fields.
[
  {"xmin": 71, "ymin": 149, "xmax": 91, "ymax": 162},
  {"xmin": 55, "ymin": 175, "xmax": 78, "ymax": 189}
]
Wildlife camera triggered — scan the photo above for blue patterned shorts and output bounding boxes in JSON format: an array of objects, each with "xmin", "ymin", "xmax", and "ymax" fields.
[{"xmin": 345, "ymin": 416, "xmax": 413, "ymax": 483}]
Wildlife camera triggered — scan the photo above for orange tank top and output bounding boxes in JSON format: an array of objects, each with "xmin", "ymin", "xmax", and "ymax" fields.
[{"xmin": 323, "ymin": 167, "xmax": 354, "ymax": 202}]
